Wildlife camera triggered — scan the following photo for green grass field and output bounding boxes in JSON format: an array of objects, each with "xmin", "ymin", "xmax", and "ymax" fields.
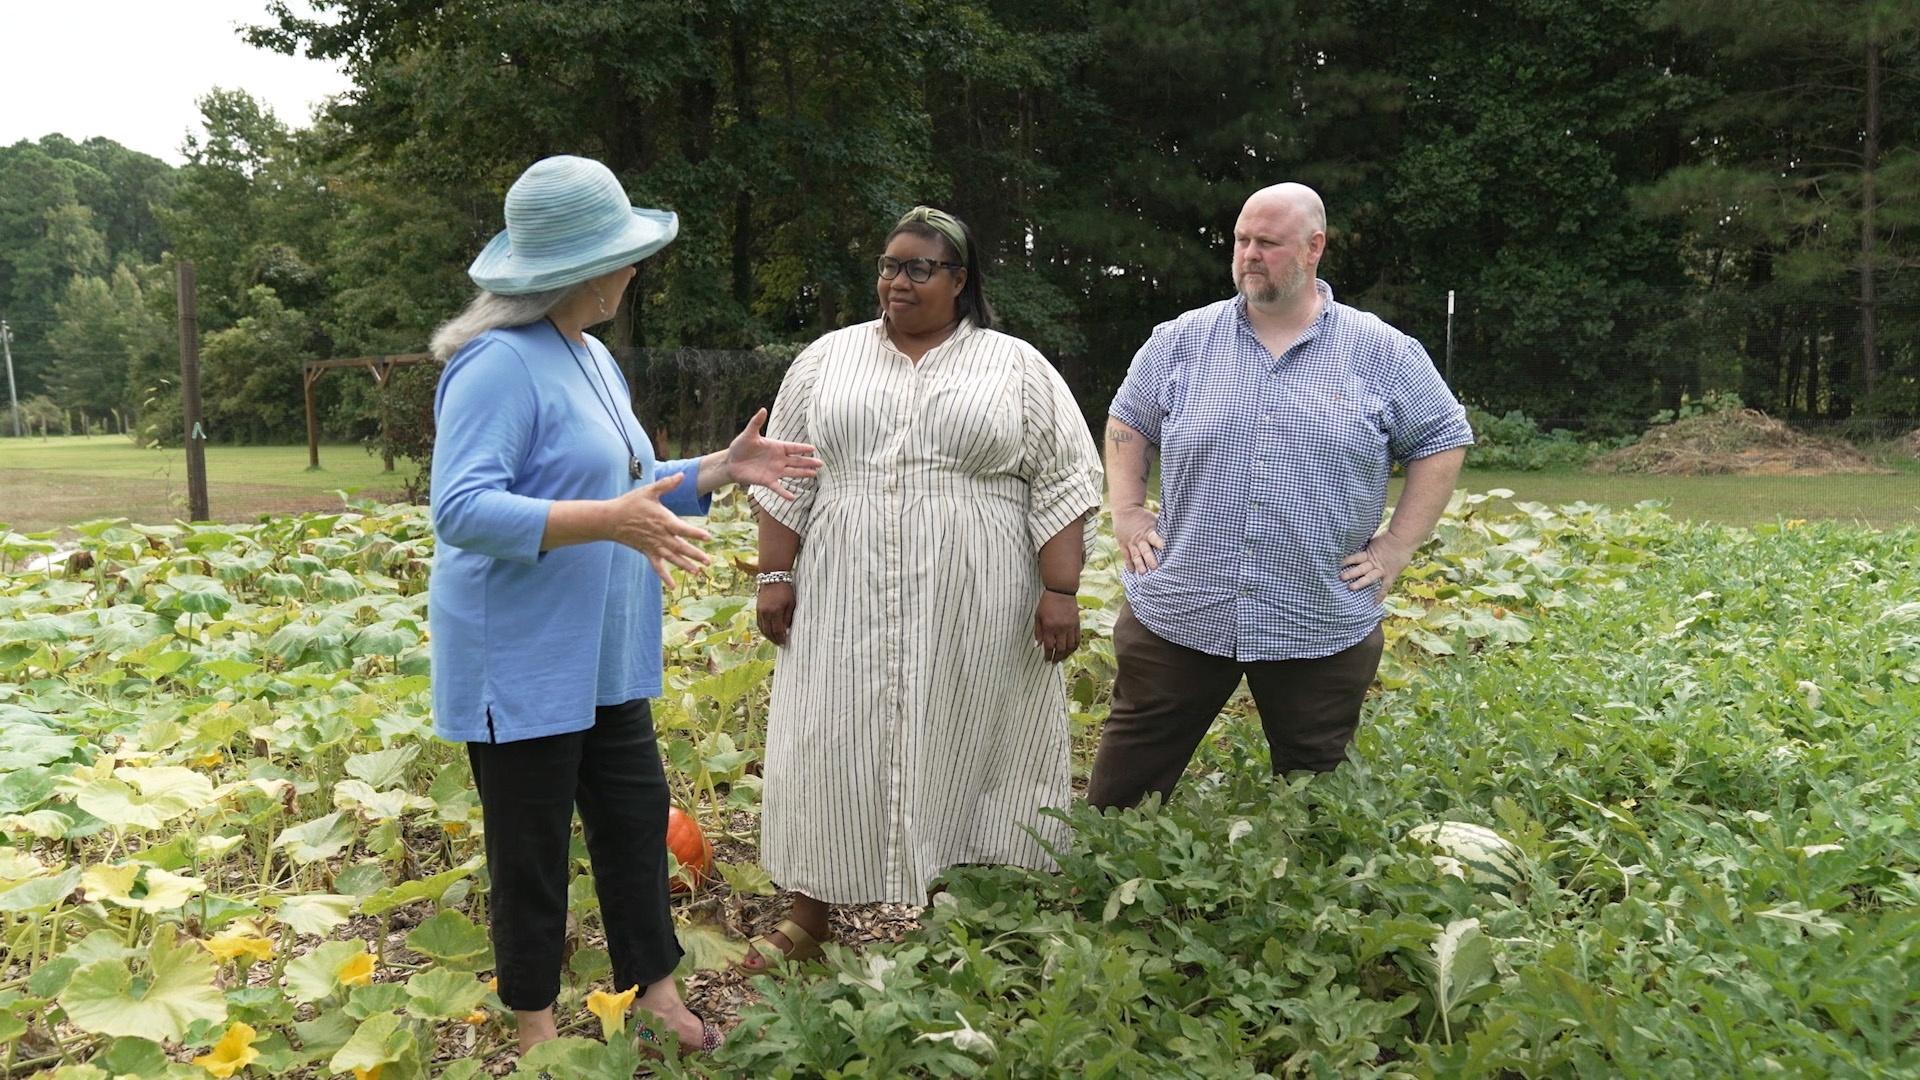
[
  {"xmin": 1, "ymin": 435, "xmax": 413, "ymax": 533},
  {"xmin": 0, "ymin": 435, "xmax": 408, "ymax": 488},
  {"xmin": 1448, "ymin": 462, "xmax": 1920, "ymax": 529},
  {"xmin": 6, "ymin": 435, "xmax": 1917, "ymax": 533}
]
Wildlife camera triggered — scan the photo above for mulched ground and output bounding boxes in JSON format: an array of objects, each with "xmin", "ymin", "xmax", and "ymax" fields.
[
  {"xmin": 680, "ymin": 818, "xmax": 924, "ymax": 1032},
  {"xmin": 683, "ymin": 897, "xmax": 924, "ymax": 1030},
  {"xmin": 1587, "ymin": 409, "xmax": 1893, "ymax": 476},
  {"xmin": 438, "ymin": 819, "xmax": 926, "ymax": 1075},
  {"xmin": 446, "ymin": 894, "xmax": 921, "ymax": 1076}
]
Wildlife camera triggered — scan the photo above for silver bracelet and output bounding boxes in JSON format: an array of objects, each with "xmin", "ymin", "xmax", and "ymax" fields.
[{"xmin": 755, "ymin": 570, "xmax": 795, "ymax": 588}]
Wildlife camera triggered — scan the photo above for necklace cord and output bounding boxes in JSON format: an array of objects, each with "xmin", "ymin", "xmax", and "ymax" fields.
[{"xmin": 548, "ymin": 318, "xmax": 642, "ymax": 479}]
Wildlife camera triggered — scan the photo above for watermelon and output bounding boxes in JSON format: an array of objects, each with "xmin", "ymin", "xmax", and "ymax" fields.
[{"xmin": 1407, "ymin": 821, "xmax": 1527, "ymax": 897}]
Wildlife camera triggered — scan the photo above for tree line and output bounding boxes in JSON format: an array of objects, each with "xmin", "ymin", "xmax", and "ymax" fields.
[{"xmin": 1, "ymin": 0, "xmax": 1915, "ymax": 451}]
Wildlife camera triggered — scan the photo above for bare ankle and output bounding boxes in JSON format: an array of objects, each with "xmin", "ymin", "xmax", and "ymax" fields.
[
  {"xmin": 514, "ymin": 1006, "xmax": 558, "ymax": 1052},
  {"xmin": 635, "ymin": 976, "xmax": 683, "ymax": 1012}
]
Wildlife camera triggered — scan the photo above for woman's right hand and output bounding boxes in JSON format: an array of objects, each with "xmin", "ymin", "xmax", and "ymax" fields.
[
  {"xmin": 606, "ymin": 473, "xmax": 712, "ymax": 580},
  {"xmin": 757, "ymin": 582, "xmax": 796, "ymax": 646}
]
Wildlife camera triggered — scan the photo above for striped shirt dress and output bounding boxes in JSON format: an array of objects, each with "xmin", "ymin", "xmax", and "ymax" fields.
[{"xmin": 750, "ymin": 319, "xmax": 1103, "ymax": 904}]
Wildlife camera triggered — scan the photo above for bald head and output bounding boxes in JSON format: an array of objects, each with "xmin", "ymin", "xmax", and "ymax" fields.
[
  {"xmin": 1242, "ymin": 183, "xmax": 1326, "ymax": 242},
  {"xmin": 1232, "ymin": 183, "xmax": 1326, "ymax": 306}
]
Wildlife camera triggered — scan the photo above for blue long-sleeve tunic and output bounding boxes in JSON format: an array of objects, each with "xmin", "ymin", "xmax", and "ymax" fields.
[{"xmin": 427, "ymin": 322, "xmax": 709, "ymax": 743}]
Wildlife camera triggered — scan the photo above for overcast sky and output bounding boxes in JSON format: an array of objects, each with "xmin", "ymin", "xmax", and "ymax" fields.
[{"xmin": 0, "ymin": 1, "xmax": 352, "ymax": 165}]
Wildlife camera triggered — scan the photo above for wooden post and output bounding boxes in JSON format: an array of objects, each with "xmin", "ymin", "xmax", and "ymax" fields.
[
  {"xmin": 304, "ymin": 363, "xmax": 322, "ymax": 469},
  {"xmin": 371, "ymin": 360, "xmax": 395, "ymax": 472},
  {"xmin": 299, "ymin": 355, "xmax": 433, "ymax": 472},
  {"xmin": 1, "ymin": 318, "xmax": 20, "ymax": 438},
  {"xmin": 175, "ymin": 261, "xmax": 210, "ymax": 521}
]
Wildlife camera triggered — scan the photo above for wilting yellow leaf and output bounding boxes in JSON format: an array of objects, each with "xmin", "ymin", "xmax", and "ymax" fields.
[
  {"xmin": 336, "ymin": 950, "xmax": 376, "ymax": 987},
  {"xmin": 192, "ymin": 1022, "xmax": 261, "ymax": 1077},
  {"xmin": 585, "ymin": 984, "xmax": 637, "ymax": 1038}
]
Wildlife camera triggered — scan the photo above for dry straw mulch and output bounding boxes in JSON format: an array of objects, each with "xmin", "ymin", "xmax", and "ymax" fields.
[{"xmin": 1587, "ymin": 408, "xmax": 1893, "ymax": 476}]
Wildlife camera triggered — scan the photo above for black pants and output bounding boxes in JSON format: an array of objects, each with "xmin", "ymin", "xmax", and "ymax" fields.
[
  {"xmin": 1086, "ymin": 602, "xmax": 1385, "ymax": 810},
  {"xmin": 466, "ymin": 698, "xmax": 683, "ymax": 1011}
]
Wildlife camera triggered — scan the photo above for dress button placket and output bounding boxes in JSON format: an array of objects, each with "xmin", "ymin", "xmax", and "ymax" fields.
[
  {"xmin": 880, "ymin": 354, "xmax": 910, "ymax": 899},
  {"xmin": 891, "ymin": 359, "xmax": 922, "ymax": 895}
]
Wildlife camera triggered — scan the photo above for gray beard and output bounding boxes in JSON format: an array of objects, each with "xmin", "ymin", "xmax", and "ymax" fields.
[{"xmin": 1237, "ymin": 260, "xmax": 1308, "ymax": 304}]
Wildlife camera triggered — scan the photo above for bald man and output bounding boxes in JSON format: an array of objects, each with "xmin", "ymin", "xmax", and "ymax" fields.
[{"xmin": 1088, "ymin": 184, "xmax": 1472, "ymax": 809}]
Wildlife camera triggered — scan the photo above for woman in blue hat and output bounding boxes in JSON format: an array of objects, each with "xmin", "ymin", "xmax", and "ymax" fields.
[{"xmin": 427, "ymin": 155, "xmax": 820, "ymax": 1055}]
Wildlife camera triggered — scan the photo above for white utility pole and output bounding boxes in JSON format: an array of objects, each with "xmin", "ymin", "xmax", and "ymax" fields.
[{"xmin": 1, "ymin": 319, "xmax": 19, "ymax": 437}]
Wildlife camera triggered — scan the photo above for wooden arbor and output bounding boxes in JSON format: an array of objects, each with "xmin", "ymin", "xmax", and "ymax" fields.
[{"xmin": 301, "ymin": 354, "xmax": 435, "ymax": 470}]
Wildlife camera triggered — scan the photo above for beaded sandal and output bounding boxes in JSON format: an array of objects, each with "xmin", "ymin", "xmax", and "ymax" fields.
[{"xmin": 635, "ymin": 1010, "xmax": 723, "ymax": 1055}]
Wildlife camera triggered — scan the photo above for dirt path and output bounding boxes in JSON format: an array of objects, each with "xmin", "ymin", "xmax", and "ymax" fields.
[{"xmin": 0, "ymin": 470, "xmax": 409, "ymax": 534}]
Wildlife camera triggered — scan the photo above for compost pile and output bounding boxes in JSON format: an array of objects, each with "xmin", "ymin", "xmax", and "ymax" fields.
[{"xmin": 1588, "ymin": 408, "xmax": 1891, "ymax": 476}]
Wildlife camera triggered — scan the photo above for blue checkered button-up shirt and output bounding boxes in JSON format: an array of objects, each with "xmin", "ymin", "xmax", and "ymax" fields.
[{"xmin": 1109, "ymin": 281, "xmax": 1473, "ymax": 661}]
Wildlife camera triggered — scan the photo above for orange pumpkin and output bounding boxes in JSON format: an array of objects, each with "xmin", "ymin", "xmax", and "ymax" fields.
[{"xmin": 666, "ymin": 806, "xmax": 714, "ymax": 893}]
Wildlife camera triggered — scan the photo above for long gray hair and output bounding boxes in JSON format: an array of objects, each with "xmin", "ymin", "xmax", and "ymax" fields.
[{"xmin": 429, "ymin": 284, "xmax": 582, "ymax": 361}]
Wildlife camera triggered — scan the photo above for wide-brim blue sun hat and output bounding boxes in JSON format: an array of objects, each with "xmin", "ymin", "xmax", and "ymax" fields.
[{"xmin": 467, "ymin": 155, "xmax": 679, "ymax": 295}]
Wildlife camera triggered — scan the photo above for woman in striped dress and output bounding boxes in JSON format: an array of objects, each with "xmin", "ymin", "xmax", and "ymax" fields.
[{"xmin": 742, "ymin": 207, "xmax": 1103, "ymax": 969}]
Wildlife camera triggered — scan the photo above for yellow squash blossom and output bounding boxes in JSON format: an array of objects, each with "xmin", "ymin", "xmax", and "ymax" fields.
[
  {"xmin": 202, "ymin": 929, "xmax": 275, "ymax": 965},
  {"xmin": 336, "ymin": 950, "xmax": 376, "ymax": 987},
  {"xmin": 352, "ymin": 1067, "xmax": 383, "ymax": 1080},
  {"xmin": 193, "ymin": 1022, "xmax": 261, "ymax": 1078},
  {"xmin": 585, "ymin": 984, "xmax": 638, "ymax": 1038}
]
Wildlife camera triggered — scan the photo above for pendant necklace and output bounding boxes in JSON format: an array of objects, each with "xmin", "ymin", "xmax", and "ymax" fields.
[{"xmin": 549, "ymin": 318, "xmax": 643, "ymax": 480}]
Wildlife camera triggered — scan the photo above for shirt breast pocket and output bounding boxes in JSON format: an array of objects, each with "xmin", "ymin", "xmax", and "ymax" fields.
[{"xmin": 1284, "ymin": 383, "xmax": 1390, "ymax": 464}]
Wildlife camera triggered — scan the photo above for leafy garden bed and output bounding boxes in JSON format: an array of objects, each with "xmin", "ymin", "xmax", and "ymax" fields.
[{"xmin": 2, "ymin": 494, "xmax": 1916, "ymax": 1077}]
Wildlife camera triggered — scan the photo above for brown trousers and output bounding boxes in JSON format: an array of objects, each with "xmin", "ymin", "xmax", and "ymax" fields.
[{"xmin": 1085, "ymin": 602, "xmax": 1385, "ymax": 810}]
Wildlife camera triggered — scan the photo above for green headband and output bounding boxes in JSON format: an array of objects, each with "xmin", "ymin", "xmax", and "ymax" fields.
[{"xmin": 896, "ymin": 206, "xmax": 969, "ymax": 264}]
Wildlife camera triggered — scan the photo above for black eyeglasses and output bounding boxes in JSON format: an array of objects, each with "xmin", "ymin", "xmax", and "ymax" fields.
[{"xmin": 877, "ymin": 255, "xmax": 963, "ymax": 283}]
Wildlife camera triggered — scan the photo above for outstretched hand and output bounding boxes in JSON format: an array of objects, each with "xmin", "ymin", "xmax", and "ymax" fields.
[
  {"xmin": 607, "ymin": 472, "xmax": 712, "ymax": 581},
  {"xmin": 729, "ymin": 408, "xmax": 822, "ymax": 499}
]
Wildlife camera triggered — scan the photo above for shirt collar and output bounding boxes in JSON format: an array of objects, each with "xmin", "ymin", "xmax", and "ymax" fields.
[
  {"xmin": 873, "ymin": 315, "xmax": 978, "ymax": 350},
  {"xmin": 1233, "ymin": 279, "xmax": 1335, "ymax": 354}
]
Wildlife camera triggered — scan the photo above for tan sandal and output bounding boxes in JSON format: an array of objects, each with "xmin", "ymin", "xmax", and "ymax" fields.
[{"xmin": 738, "ymin": 917, "xmax": 825, "ymax": 973}]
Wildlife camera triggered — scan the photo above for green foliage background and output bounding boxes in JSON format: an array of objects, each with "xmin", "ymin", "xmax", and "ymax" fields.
[{"xmin": 2, "ymin": 0, "xmax": 1918, "ymax": 448}]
